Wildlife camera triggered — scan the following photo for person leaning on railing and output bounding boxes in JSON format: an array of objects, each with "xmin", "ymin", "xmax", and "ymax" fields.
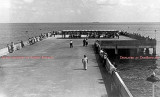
[
  {"xmin": 7, "ymin": 42, "xmax": 14, "ymax": 53},
  {"xmin": 28, "ymin": 38, "xmax": 32, "ymax": 45},
  {"xmin": 102, "ymin": 53, "xmax": 108, "ymax": 67},
  {"xmin": 94, "ymin": 41, "xmax": 99, "ymax": 54},
  {"xmin": 99, "ymin": 49, "xmax": 104, "ymax": 62},
  {"xmin": 7, "ymin": 44, "xmax": 12, "ymax": 53},
  {"xmin": 20, "ymin": 40, "xmax": 24, "ymax": 48}
]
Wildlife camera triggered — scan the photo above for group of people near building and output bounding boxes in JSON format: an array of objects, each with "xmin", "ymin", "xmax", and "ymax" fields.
[
  {"xmin": 69, "ymin": 34, "xmax": 81, "ymax": 38},
  {"xmin": 7, "ymin": 40, "xmax": 24, "ymax": 53},
  {"xmin": 88, "ymin": 32, "xmax": 119, "ymax": 39},
  {"xmin": 62, "ymin": 31, "xmax": 120, "ymax": 39}
]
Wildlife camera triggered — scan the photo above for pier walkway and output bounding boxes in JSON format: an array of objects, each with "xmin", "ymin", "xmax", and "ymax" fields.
[{"xmin": 0, "ymin": 36, "xmax": 110, "ymax": 97}]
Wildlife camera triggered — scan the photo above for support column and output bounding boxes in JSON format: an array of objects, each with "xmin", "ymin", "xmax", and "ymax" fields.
[
  {"xmin": 62, "ymin": 32, "xmax": 63, "ymax": 38},
  {"xmin": 145, "ymin": 48, "xmax": 149, "ymax": 55},
  {"xmin": 153, "ymin": 48, "xmax": 156, "ymax": 56},
  {"xmin": 115, "ymin": 45, "xmax": 118, "ymax": 55},
  {"xmin": 64, "ymin": 33, "xmax": 66, "ymax": 38},
  {"xmin": 137, "ymin": 47, "xmax": 139, "ymax": 55},
  {"xmin": 140, "ymin": 48, "xmax": 144, "ymax": 55}
]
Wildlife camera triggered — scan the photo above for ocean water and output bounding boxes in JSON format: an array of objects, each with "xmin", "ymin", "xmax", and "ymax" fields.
[{"xmin": 0, "ymin": 22, "xmax": 160, "ymax": 54}]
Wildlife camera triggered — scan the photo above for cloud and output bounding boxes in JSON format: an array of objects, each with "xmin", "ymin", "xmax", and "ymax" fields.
[
  {"xmin": 23, "ymin": 0, "xmax": 34, "ymax": 3},
  {"xmin": 0, "ymin": 0, "xmax": 11, "ymax": 9},
  {"xmin": 96, "ymin": 0, "xmax": 107, "ymax": 4},
  {"xmin": 1, "ymin": 0, "xmax": 160, "ymax": 23},
  {"xmin": 119, "ymin": 0, "xmax": 133, "ymax": 6},
  {"xmin": 96, "ymin": 0, "xmax": 119, "ymax": 6}
]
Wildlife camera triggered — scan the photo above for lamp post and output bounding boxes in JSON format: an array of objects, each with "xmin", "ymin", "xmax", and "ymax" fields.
[{"xmin": 146, "ymin": 71, "xmax": 160, "ymax": 97}]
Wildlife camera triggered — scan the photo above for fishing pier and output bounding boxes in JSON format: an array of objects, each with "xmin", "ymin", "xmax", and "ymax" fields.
[{"xmin": 0, "ymin": 29, "xmax": 157, "ymax": 97}]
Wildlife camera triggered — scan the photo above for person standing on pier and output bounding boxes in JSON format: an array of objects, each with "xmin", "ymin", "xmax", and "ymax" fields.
[
  {"xmin": 83, "ymin": 39, "xmax": 86, "ymax": 46},
  {"xmin": 28, "ymin": 38, "xmax": 32, "ymax": 45},
  {"xmin": 7, "ymin": 44, "xmax": 12, "ymax": 53},
  {"xmin": 70, "ymin": 40, "xmax": 73, "ymax": 48},
  {"xmin": 86, "ymin": 38, "xmax": 88, "ymax": 46},
  {"xmin": 10, "ymin": 42, "xmax": 14, "ymax": 53},
  {"xmin": 53, "ymin": 32, "xmax": 56, "ymax": 37},
  {"xmin": 20, "ymin": 40, "xmax": 24, "ymax": 48},
  {"xmin": 82, "ymin": 55, "xmax": 88, "ymax": 70},
  {"xmin": 100, "ymin": 48, "xmax": 104, "ymax": 62}
]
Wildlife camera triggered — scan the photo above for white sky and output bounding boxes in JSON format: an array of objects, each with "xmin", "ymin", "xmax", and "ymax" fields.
[{"xmin": 0, "ymin": 0, "xmax": 160, "ymax": 23}]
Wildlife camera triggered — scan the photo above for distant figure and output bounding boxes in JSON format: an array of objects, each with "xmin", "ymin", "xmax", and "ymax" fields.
[
  {"xmin": 83, "ymin": 39, "xmax": 86, "ymax": 46},
  {"xmin": 82, "ymin": 55, "xmax": 88, "ymax": 70},
  {"xmin": 7, "ymin": 44, "xmax": 12, "ymax": 53},
  {"xmin": 20, "ymin": 40, "xmax": 24, "ymax": 48},
  {"xmin": 10, "ymin": 42, "xmax": 14, "ymax": 52},
  {"xmin": 53, "ymin": 32, "xmax": 56, "ymax": 37},
  {"xmin": 100, "ymin": 48, "xmax": 104, "ymax": 55},
  {"xmin": 70, "ymin": 40, "xmax": 73, "ymax": 48},
  {"xmin": 103, "ymin": 53, "xmax": 107, "ymax": 67},
  {"xmin": 85, "ymin": 38, "xmax": 88, "ymax": 46},
  {"xmin": 115, "ymin": 32, "xmax": 119, "ymax": 39},
  {"xmin": 28, "ymin": 38, "xmax": 32, "ymax": 45}
]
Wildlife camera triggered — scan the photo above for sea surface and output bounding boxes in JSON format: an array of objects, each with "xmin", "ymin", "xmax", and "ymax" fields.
[{"xmin": 0, "ymin": 22, "xmax": 160, "ymax": 54}]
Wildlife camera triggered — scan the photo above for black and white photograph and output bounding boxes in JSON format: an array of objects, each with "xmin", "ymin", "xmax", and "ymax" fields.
[{"xmin": 0, "ymin": 0, "xmax": 160, "ymax": 97}]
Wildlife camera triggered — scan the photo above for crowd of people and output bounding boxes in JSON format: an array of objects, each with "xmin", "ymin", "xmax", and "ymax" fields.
[
  {"xmin": 120, "ymin": 31, "xmax": 156, "ymax": 41},
  {"xmin": 94, "ymin": 40, "xmax": 117, "ymax": 73},
  {"xmin": 69, "ymin": 34, "xmax": 81, "ymax": 38},
  {"xmin": 88, "ymin": 32, "xmax": 119, "ymax": 39},
  {"xmin": 94, "ymin": 40, "xmax": 108, "ymax": 67},
  {"xmin": 65, "ymin": 31, "xmax": 120, "ymax": 39},
  {"xmin": 7, "ymin": 31, "xmax": 57, "ymax": 53}
]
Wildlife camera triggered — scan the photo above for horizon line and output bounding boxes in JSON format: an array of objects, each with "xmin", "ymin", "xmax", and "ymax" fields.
[{"xmin": 0, "ymin": 22, "xmax": 160, "ymax": 24}]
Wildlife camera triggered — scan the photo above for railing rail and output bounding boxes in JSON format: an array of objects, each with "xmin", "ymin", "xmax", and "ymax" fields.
[
  {"xmin": 94, "ymin": 41, "xmax": 133, "ymax": 97},
  {"xmin": 0, "ymin": 32, "xmax": 54, "ymax": 57}
]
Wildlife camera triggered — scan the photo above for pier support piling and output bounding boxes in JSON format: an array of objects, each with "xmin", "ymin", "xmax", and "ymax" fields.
[
  {"xmin": 153, "ymin": 48, "xmax": 156, "ymax": 56},
  {"xmin": 115, "ymin": 45, "xmax": 118, "ymax": 55},
  {"xmin": 136, "ymin": 48, "xmax": 144, "ymax": 55},
  {"xmin": 137, "ymin": 47, "xmax": 139, "ymax": 55},
  {"xmin": 145, "ymin": 48, "xmax": 150, "ymax": 55}
]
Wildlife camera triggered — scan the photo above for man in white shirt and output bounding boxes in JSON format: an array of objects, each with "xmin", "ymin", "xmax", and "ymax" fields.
[
  {"xmin": 82, "ymin": 55, "xmax": 88, "ymax": 70},
  {"xmin": 100, "ymin": 49, "xmax": 104, "ymax": 57},
  {"xmin": 70, "ymin": 40, "xmax": 73, "ymax": 48}
]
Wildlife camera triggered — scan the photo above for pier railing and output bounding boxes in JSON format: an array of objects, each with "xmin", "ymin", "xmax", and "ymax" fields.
[
  {"xmin": 0, "ymin": 32, "xmax": 55, "ymax": 57},
  {"xmin": 94, "ymin": 41, "xmax": 133, "ymax": 97},
  {"xmin": 105, "ymin": 56, "xmax": 133, "ymax": 97},
  {"xmin": 120, "ymin": 31, "xmax": 156, "ymax": 42},
  {"xmin": 112, "ymin": 71, "xmax": 133, "ymax": 97}
]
